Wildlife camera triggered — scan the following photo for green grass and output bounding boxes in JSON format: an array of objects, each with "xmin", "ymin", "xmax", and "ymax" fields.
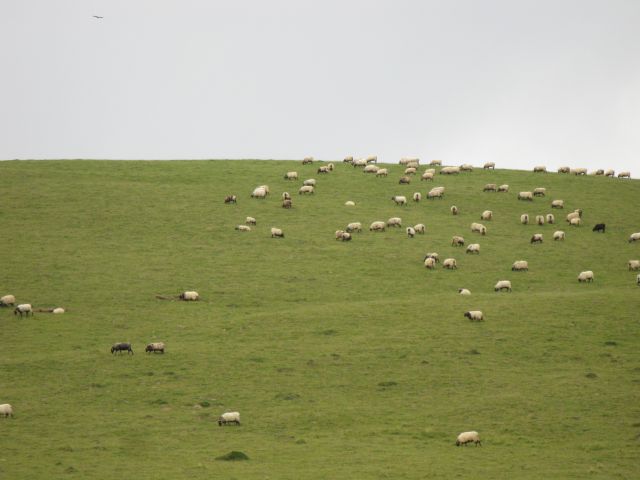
[{"xmin": 0, "ymin": 159, "xmax": 639, "ymax": 479}]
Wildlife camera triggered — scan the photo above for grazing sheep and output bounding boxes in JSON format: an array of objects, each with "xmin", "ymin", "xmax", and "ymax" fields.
[
  {"xmin": 481, "ymin": 210, "xmax": 492, "ymax": 221},
  {"xmin": 569, "ymin": 217, "xmax": 582, "ymax": 226},
  {"xmin": 387, "ymin": 217, "xmax": 402, "ymax": 228},
  {"xmin": 327, "ymin": 163, "xmax": 335, "ymax": 171},
  {"xmin": 235, "ymin": 225, "xmax": 251, "ymax": 232},
  {"xmin": 518, "ymin": 191, "xmax": 533, "ymax": 201},
  {"xmin": 245, "ymin": 216, "xmax": 257, "ymax": 225},
  {"xmin": 281, "ymin": 192, "xmax": 291, "ymax": 200},
  {"xmin": 339, "ymin": 231, "xmax": 352, "ymax": 242},
  {"xmin": 343, "ymin": 156, "xmax": 353, "ymax": 163},
  {"xmin": 546, "ymin": 214, "xmax": 555, "ymax": 224},
  {"xmin": 530, "ymin": 233, "xmax": 543, "ymax": 244},
  {"xmin": 251, "ymin": 187, "xmax": 267, "ymax": 198},
  {"xmin": 400, "ymin": 156, "xmax": 419, "ymax": 165},
  {"xmin": 553, "ymin": 230, "xmax": 565, "ymax": 241},
  {"xmin": 494, "ymin": 280, "xmax": 512, "ymax": 292},
  {"xmin": 471, "ymin": 223, "xmax": 487, "ymax": 235},
  {"xmin": 298, "ymin": 185, "xmax": 315, "ymax": 194},
  {"xmin": 218, "ymin": 411, "xmax": 241, "ymax": 426},
  {"xmin": 483, "ymin": 162, "xmax": 495, "ymax": 169},
  {"xmin": 420, "ymin": 172, "xmax": 434, "ymax": 181},
  {"xmin": 605, "ymin": 169, "xmax": 615, "ymax": 177},
  {"xmin": 460, "ymin": 163, "xmax": 473, "ymax": 172},
  {"xmin": 571, "ymin": 167, "xmax": 587, "ymax": 175},
  {"xmin": 578, "ymin": 270, "xmax": 594, "ymax": 283},
  {"xmin": 536, "ymin": 215, "xmax": 545, "ymax": 226},
  {"xmin": 533, "ymin": 165, "xmax": 547, "ymax": 173},
  {"xmin": 145, "ymin": 342, "xmax": 165, "ymax": 354},
  {"xmin": 566, "ymin": 210, "xmax": 582, "ymax": 223},
  {"xmin": 404, "ymin": 167, "xmax": 417, "ymax": 175},
  {"xmin": 406, "ymin": 227, "xmax": 416, "ymax": 238},
  {"xmin": 618, "ymin": 171, "xmax": 631, "ymax": 178},
  {"xmin": 592, "ymin": 169, "xmax": 604, "ymax": 175},
  {"xmin": 303, "ymin": 178, "xmax": 316, "ymax": 187},
  {"xmin": 427, "ymin": 187, "xmax": 445, "ymax": 199},
  {"xmin": 376, "ymin": 168, "xmax": 389, "ymax": 177},
  {"xmin": 423, "ymin": 168, "xmax": 436, "ymax": 175},
  {"xmin": 224, "ymin": 195, "xmax": 237, "ymax": 204},
  {"xmin": 414, "ymin": 224, "xmax": 426, "ymax": 234},
  {"xmin": 0, "ymin": 295, "xmax": 16, "ymax": 307},
  {"xmin": 365, "ymin": 155, "xmax": 377, "ymax": 164},
  {"xmin": 352, "ymin": 158, "xmax": 367, "ymax": 168},
  {"xmin": 451, "ymin": 235, "xmax": 465, "ymax": 246},
  {"xmin": 458, "ymin": 288, "xmax": 471, "ymax": 295},
  {"xmin": 439, "ymin": 166, "xmax": 460, "ymax": 175},
  {"xmin": 413, "ymin": 192, "xmax": 422, "ymax": 202},
  {"xmin": 512, "ymin": 260, "xmax": 529, "ymax": 271},
  {"xmin": 282, "ymin": 199, "xmax": 293, "ymax": 209},
  {"xmin": 592, "ymin": 223, "xmax": 605, "ymax": 233},
  {"xmin": 451, "ymin": 205, "xmax": 459, "ymax": 215},
  {"xmin": 335, "ymin": 230, "xmax": 346, "ymax": 240},
  {"xmin": 14, "ymin": 304, "xmax": 32, "ymax": 317},
  {"xmin": 392, "ymin": 195, "xmax": 408, "ymax": 206},
  {"xmin": 424, "ymin": 257, "xmax": 436, "ymax": 269},
  {"xmin": 111, "ymin": 343, "xmax": 133, "ymax": 355},
  {"xmin": 271, "ymin": 227, "xmax": 284, "ymax": 238},
  {"xmin": 258, "ymin": 185, "xmax": 270, "ymax": 195},
  {"xmin": 628, "ymin": 260, "xmax": 640, "ymax": 271},
  {"xmin": 463, "ymin": 311, "xmax": 483, "ymax": 321},
  {"xmin": 483, "ymin": 184, "xmax": 497, "ymax": 192},
  {"xmin": 629, "ymin": 232, "xmax": 640, "ymax": 242},
  {"xmin": 430, "ymin": 159, "xmax": 442, "ymax": 166},
  {"xmin": 180, "ymin": 291, "xmax": 199, "ymax": 301},
  {"xmin": 443, "ymin": 258, "xmax": 457, "ymax": 269},
  {"xmin": 317, "ymin": 166, "xmax": 330, "ymax": 174},
  {"xmin": 302, "ymin": 156, "xmax": 314, "ymax": 164},
  {"xmin": 52, "ymin": 307, "xmax": 65, "ymax": 314},
  {"xmin": 399, "ymin": 176, "xmax": 411, "ymax": 184},
  {"xmin": 0, "ymin": 404, "xmax": 13, "ymax": 418},
  {"xmin": 344, "ymin": 201, "xmax": 356, "ymax": 206},
  {"xmin": 369, "ymin": 221, "xmax": 386, "ymax": 232},
  {"xmin": 551, "ymin": 199, "xmax": 564, "ymax": 209},
  {"xmin": 533, "ymin": 187, "xmax": 546, "ymax": 197},
  {"xmin": 284, "ymin": 171, "xmax": 298, "ymax": 180},
  {"xmin": 456, "ymin": 431, "xmax": 481, "ymax": 446},
  {"xmin": 498, "ymin": 184, "xmax": 509, "ymax": 192},
  {"xmin": 520, "ymin": 214, "xmax": 529, "ymax": 225},
  {"xmin": 364, "ymin": 164, "xmax": 379, "ymax": 173},
  {"xmin": 466, "ymin": 243, "xmax": 480, "ymax": 254},
  {"xmin": 557, "ymin": 166, "xmax": 570, "ymax": 173},
  {"xmin": 424, "ymin": 252, "xmax": 439, "ymax": 263},
  {"xmin": 346, "ymin": 222, "xmax": 362, "ymax": 233}
]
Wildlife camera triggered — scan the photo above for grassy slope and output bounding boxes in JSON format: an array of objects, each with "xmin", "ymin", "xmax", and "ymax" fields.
[{"xmin": 0, "ymin": 160, "xmax": 639, "ymax": 479}]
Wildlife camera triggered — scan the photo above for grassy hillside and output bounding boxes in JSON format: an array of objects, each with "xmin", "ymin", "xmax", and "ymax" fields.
[{"xmin": 0, "ymin": 159, "xmax": 639, "ymax": 479}]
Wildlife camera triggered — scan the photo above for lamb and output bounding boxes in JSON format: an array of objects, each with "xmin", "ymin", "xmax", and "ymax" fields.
[
  {"xmin": 387, "ymin": 217, "xmax": 402, "ymax": 228},
  {"xmin": 317, "ymin": 166, "xmax": 330, "ymax": 174},
  {"xmin": 512, "ymin": 260, "xmax": 528, "ymax": 271},
  {"xmin": 420, "ymin": 172, "xmax": 434, "ymax": 181},
  {"xmin": 456, "ymin": 431, "xmax": 481, "ymax": 446},
  {"xmin": 546, "ymin": 214, "xmax": 555, "ymax": 224},
  {"xmin": 483, "ymin": 184, "xmax": 497, "ymax": 192},
  {"xmin": 251, "ymin": 187, "xmax": 267, "ymax": 198},
  {"xmin": 224, "ymin": 195, "xmax": 237, "ymax": 204},
  {"xmin": 439, "ymin": 166, "xmax": 460, "ymax": 174},
  {"xmin": 520, "ymin": 214, "xmax": 529, "ymax": 225},
  {"xmin": 399, "ymin": 176, "xmax": 411, "ymax": 184},
  {"xmin": 0, "ymin": 295, "xmax": 16, "ymax": 307},
  {"xmin": 533, "ymin": 187, "xmax": 546, "ymax": 197},
  {"xmin": 424, "ymin": 257, "xmax": 436, "ymax": 269},
  {"xmin": 339, "ymin": 231, "xmax": 352, "ymax": 242},
  {"xmin": 413, "ymin": 224, "xmax": 426, "ymax": 234},
  {"xmin": 569, "ymin": 217, "xmax": 582, "ymax": 226},
  {"xmin": 364, "ymin": 164, "xmax": 379, "ymax": 173},
  {"xmin": 235, "ymin": 225, "xmax": 251, "ymax": 232},
  {"xmin": 627, "ymin": 260, "xmax": 640, "ymax": 271},
  {"xmin": 536, "ymin": 215, "xmax": 545, "ymax": 225},
  {"xmin": 578, "ymin": 270, "xmax": 594, "ymax": 283},
  {"xmin": 494, "ymin": 280, "xmax": 512, "ymax": 292},
  {"xmin": 406, "ymin": 227, "xmax": 416, "ymax": 238},
  {"xmin": 14, "ymin": 304, "xmax": 33, "ymax": 317},
  {"xmin": 483, "ymin": 162, "xmax": 495, "ymax": 169},
  {"xmin": 551, "ymin": 199, "xmax": 564, "ymax": 209},
  {"xmin": 413, "ymin": 192, "xmax": 422, "ymax": 202},
  {"xmin": 271, "ymin": 227, "xmax": 284, "ymax": 238},
  {"xmin": 460, "ymin": 163, "xmax": 473, "ymax": 172},
  {"xmin": 180, "ymin": 291, "xmax": 199, "ymax": 301},
  {"xmin": 284, "ymin": 171, "xmax": 298, "ymax": 180},
  {"xmin": 344, "ymin": 201, "xmax": 356, "ymax": 206},
  {"xmin": 369, "ymin": 221, "xmax": 386, "ymax": 232},
  {"xmin": 471, "ymin": 222, "xmax": 487, "ymax": 235},
  {"xmin": 298, "ymin": 185, "xmax": 315, "ymax": 194},
  {"xmin": 463, "ymin": 311, "xmax": 483, "ymax": 321},
  {"xmin": 481, "ymin": 210, "xmax": 492, "ymax": 221},
  {"xmin": 346, "ymin": 222, "xmax": 362, "ymax": 233},
  {"xmin": 392, "ymin": 195, "xmax": 407, "ymax": 206},
  {"xmin": 530, "ymin": 233, "xmax": 543, "ymax": 244},
  {"xmin": 145, "ymin": 342, "xmax": 165, "ymax": 354},
  {"xmin": 466, "ymin": 243, "xmax": 480, "ymax": 254},
  {"xmin": 111, "ymin": 343, "xmax": 133, "ymax": 354},
  {"xmin": 0, "ymin": 404, "xmax": 13, "ymax": 418},
  {"xmin": 458, "ymin": 288, "xmax": 471, "ymax": 295},
  {"xmin": 303, "ymin": 179, "xmax": 316, "ymax": 187},
  {"xmin": 376, "ymin": 168, "xmax": 389, "ymax": 177},
  {"xmin": 518, "ymin": 191, "xmax": 533, "ymax": 201},
  {"xmin": 282, "ymin": 199, "xmax": 293, "ymax": 209},
  {"xmin": 629, "ymin": 233, "xmax": 640, "ymax": 242},
  {"xmin": 553, "ymin": 230, "xmax": 565, "ymax": 241},
  {"xmin": 335, "ymin": 230, "xmax": 346, "ymax": 240},
  {"xmin": 218, "ymin": 411, "xmax": 241, "ymax": 426},
  {"xmin": 533, "ymin": 165, "xmax": 547, "ymax": 173},
  {"xmin": 498, "ymin": 184, "xmax": 509, "ymax": 192},
  {"xmin": 302, "ymin": 156, "xmax": 314, "ymax": 164},
  {"xmin": 451, "ymin": 205, "xmax": 459, "ymax": 215},
  {"xmin": 451, "ymin": 235, "xmax": 465, "ymax": 246},
  {"xmin": 618, "ymin": 171, "xmax": 631, "ymax": 178},
  {"xmin": 443, "ymin": 258, "xmax": 457, "ymax": 269},
  {"xmin": 430, "ymin": 159, "xmax": 442, "ymax": 166},
  {"xmin": 245, "ymin": 216, "xmax": 257, "ymax": 225},
  {"xmin": 592, "ymin": 223, "xmax": 605, "ymax": 233},
  {"xmin": 404, "ymin": 167, "xmax": 417, "ymax": 175}
]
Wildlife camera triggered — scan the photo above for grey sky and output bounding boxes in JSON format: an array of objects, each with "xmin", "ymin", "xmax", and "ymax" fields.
[{"xmin": 1, "ymin": 0, "xmax": 639, "ymax": 173}]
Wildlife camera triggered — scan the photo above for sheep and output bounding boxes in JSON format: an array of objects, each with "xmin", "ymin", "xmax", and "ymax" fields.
[
  {"xmin": 376, "ymin": 168, "xmax": 389, "ymax": 177},
  {"xmin": 224, "ymin": 195, "xmax": 237, "ymax": 204},
  {"xmin": 281, "ymin": 192, "xmax": 291, "ymax": 200},
  {"xmin": 605, "ymin": 169, "xmax": 615, "ymax": 177},
  {"xmin": 460, "ymin": 163, "xmax": 473, "ymax": 172},
  {"xmin": 284, "ymin": 171, "xmax": 298, "ymax": 180},
  {"xmin": 483, "ymin": 162, "xmax": 495, "ymax": 169},
  {"xmin": 335, "ymin": 230, "xmax": 346, "ymax": 240},
  {"xmin": 52, "ymin": 307, "xmax": 65, "ymax": 314},
  {"xmin": 420, "ymin": 172, "xmax": 434, "ymax": 181},
  {"xmin": 533, "ymin": 165, "xmax": 546, "ymax": 173},
  {"xmin": 557, "ymin": 166, "xmax": 570, "ymax": 173},
  {"xmin": 443, "ymin": 258, "xmax": 457, "ymax": 269},
  {"xmin": 387, "ymin": 217, "xmax": 402, "ymax": 228},
  {"xmin": 592, "ymin": 223, "xmax": 605, "ymax": 233},
  {"xmin": 406, "ymin": 227, "xmax": 416, "ymax": 238},
  {"xmin": 0, "ymin": 295, "xmax": 16, "ymax": 307},
  {"xmin": 518, "ymin": 191, "xmax": 533, "ymax": 201},
  {"xmin": 533, "ymin": 187, "xmax": 546, "ymax": 197},
  {"xmin": 282, "ymin": 199, "xmax": 293, "ymax": 209},
  {"xmin": 530, "ymin": 233, "xmax": 543, "ymax": 244},
  {"xmin": 218, "ymin": 411, "xmax": 241, "ymax": 426},
  {"xmin": 424, "ymin": 257, "xmax": 436, "ymax": 269},
  {"xmin": 303, "ymin": 178, "xmax": 316, "ymax": 187},
  {"xmin": 494, "ymin": 280, "xmax": 512, "ymax": 292},
  {"xmin": 578, "ymin": 270, "xmax": 594, "ymax": 283},
  {"xmin": 458, "ymin": 288, "xmax": 471, "ymax": 295},
  {"xmin": 456, "ymin": 431, "xmax": 481, "ymax": 446},
  {"xmin": 327, "ymin": 163, "xmax": 335, "ymax": 171},
  {"xmin": 423, "ymin": 168, "xmax": 436, "ymax": 175},
  {"xmin": 536, "ymin": 215, "xmax": 545, "ymax": 226},
  {"xmin": 483, "ymin": 184, "xmax": 497, "ymax": 192},
  {"xmin": 546, "ymin": 214, "xmax": 555, "ymax": 224},
  {"xmin": 365, "ymin": 155, "xmax": 377, "ymax": 164},
  {"xmin": 553, "ymin": 230, "xmax": 565, "ymax": 241},
  {"xmin": 471, "ymin": 222, "xmax": 487, "ymax": 235},
  {"xmin": 628, "ymin": 260, "xmax": 640, "ymax": 271},
  {"xmin": 430, "ymin": 159, "xmax": 442, "ymax": 166},
  {"xmin": 424, "ymin": 252, "xmax": 439, "ymax": 263},
  {"xmin": 180, "ymin": 291, "xmax": 199, "ymax": 301},
  {"xmin": 413, "ymin": 224, "xmax": 426, "ymax": 234},
  {"xmin": 439, "ymin": 166, "xmax": 460, "ymax": 174},
  {"xmin": 404, "ymin": 167, "xmax": 417, "ymax": 175},
  {"xmin": 466, "ymin": 243, "xmax": 480, "ymax": 254},
  {"xmin": 369, "ymin": 221, "xmax": 386, "ymax": 232},
  {"xmin": 364, "ymin": 164, "xmax": 379, "ymax": 173},
  {"xmin": 637, "ymin": 274, "xmax": 640, "ymax": 286},
  {"xmin": 271, "ymin": 227, "xmax": 284, "ymax": 238},
  {"xmin": 245, "ymin": 216, "xmax": 257, "ymax": 225},
  {"xmin": 111, "ymin": 343, "xmax": 133, "ymax": 355},
  {"xmin": 520, "ymin": 214, "xmax": 529, "ymax": 225},
  {"xmin": 346, "ymin": 222, "xmax": 362, "ymax": 233},
  {"xmin": 512, "ymin": 260, "xmax": 529, "ymax": 271},
  {"xmin": 629, "ymin": 232, "xmax": 640, "ymax": 242},
  {"xmin": 317, "ymin": 166, "xmax": 330, "ymax": 174},
  {"xmin": 392, "ymin": 195, "xmax": 407, "ymax": 206},
  {"xmin": 569, "ymin": 217, "xmax": 582, "ymax": 226},
  {"xmin": 298, "ymin": 185, "xmax": 314, "ymax": 194},
  {"xmin": 352, "ymin": 158, "xmax": 367, "ymax": 168},
  {"xmin": 618, "ymin": 171, "xmax": 631, "ymax": 178},
  {"xmin": 399, "ymin": 176, "xmax": 411, "ymax": 184},
  {"xmin": 427, "ymin": 187, "xmax": 445, "ymax": 199},
  {"xmin": 481, "ymin": 210, "xmax": 492, "ymax": 221},
  {"xmin": 463, "ymin": 311, "xmax": 483, "ymax": 321},
  {"xmin": 451, "ymin": 205, "xmax": 459, "ymax": 215},
  {"xmin": 344, "ymin": 201, "xmax": 356, "ymax": 206},
  {"xmin": 551, "ymin": 199, "xmax": 564, "ymax": 209},
  {"xmin": 571, "ymin": 167, "xmax": 587, "ymax": 175},
  {"xmin": 340, "ymin": 231, "xmax": 352, "ymax": 242},
  {"xmin": 400, "ymin": 156, "xmax": 419, "ymax": 165},
  {"xmin": 451, "ymin": 235, "xmax": 465, "ymax": 246},
  {"xmin": 302, "ymin": 156, "xmax": 314, "ymax": 164},
  {"xmin": 343, "ymin": 156, "xmax": 353, "ymax": 163},
  {"xmin": 258, "ymin": 185, "xmax": 270, "ymax": 195},
  {"xmin": 251, "ymin": 186, "xmax": 267, "ymax": 198},
  {"xmin": 14, "ymin": 304, "xmax": 33, "ymax": 317},
  {"xmin": 566, "ymin": 210, "xmax": 582, "ymax": 222},
  {"xmin": 413, "ymin": 192, "xmax": 422, "ymax": 202},
  {"xmin": 0, "ymin": 404, "xmax": 13, "ymax": 418},
  {"xmin": 591, "ymin": 169, "xmax": 604, "ymax": 175},
  {"xmin": 235, "ymin": 225, "xmax": 251, "ymax": 232},
  {"xmin": 498, "ymin": 184, "xmax": 509, "ymax": 192},
  {"xmin": 145, "ymin": 342, "xmax": 165, "ymax": 354}
]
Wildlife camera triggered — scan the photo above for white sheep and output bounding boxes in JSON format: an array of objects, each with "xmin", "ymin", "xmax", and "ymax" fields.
[
  {"xmin": 413, "ymin": 224, "xmax": 426, "ymax": 234},
  {"xmin": 530, "ymin": 233, "xmax": 543, "ymax": 244},
  {"xmin": 404, "ymin": 167, "xmax": 417, "ymax": 175},
  {"xmin": 344, "ymin": 200, "xmax": 356, "ymax": 206},
  {"xmin": 145, "ymin": 342, "xmax": 165, "ymax": 353},
  {"xmin": 298, "ymin": 185, "xmax": 314, "ymax": 195},
  {"xmin": 451, "ymin": 205, "xmax": 459, "ymax": 215},
  {"xmin": 451, "ymin": 235, "xmax": 465, "ymax": 246},
  {"xmin": 303, "ymin": 178, "xmax": 316, "ymax": 186},
  {"xmin": 369, "ymin": 221, "xmax": 386, "ymax": 232},
  {"xmin": 14, "ymin": 304, "xmax": 33, "ymax": 317},
  {"xmin": 281, "ymin": 192, "xmax": 291, "ymax": 200},
  {"xmin": 463, "ymin": 311, "xmax": 483, "ymax": 321},
  {"xmin": 302, "ymin": 156, "xmax": 314, "ymax": 164},
  {"xmin": 346, "ymin": 222, "xmax": 362, "ymax": 233},
  {"xmin": 365, "ymin": 155, "xmax": 377, "ymax": 163},
  {"xmin": 618, "ymin": 171, "xmax": 631, "ymax": 178},
  {"xmin": 218, "ymin": 411, "xmax": 241, "ymax": 426},
  {"xmin": 376, "ymin": 168, "xmax": 389, "ymax": 177},
  {"xmin": 251, "ymin": 186, "xmax": 267, "ymax": 198},
  {"xmin": 339, "ymin": 231, "xmax": 352, "ymax": 242},
  {"xmin": 481, "ymin": 210, "xmax": 492, "ymax": 221},
  {"xmin": 604, "ymin": 169, "xmax": 615, "ymax": 177},
  {"xmin": 443, "ymin": 258, "xmax": 457, "ymax": 269},
  {"xmin": 553, "ymin": 230, "xmax": 565, "ymax": 241},
  {"xmin": 551, "ymin": 199, "xmax": 564, "ymax": 209},
  {"xmin": 498, "ymin": 184, "xmax": 509, "ymax": 192},
  {"xmin": 317, "ymin": 165, "xmax": 330, "ymax": 174},
  {"xmin": 424, "ymin": 252, "xmax": 439, "ymax": 263},
  {"xmin": 52, "ymin": 307, "xmax": 65, "ymax": 314},
  {"xmin": 571, "ymin": 167, "xmax": 587, "ymax": 175},
  {"xmin": 627, "ymin": 260, "xmax": 640, "ymax": 271},
  {"xmin": 0, "ymin": 295, "xmax": 16, "ymax": 307},
  {"xmin": 557, "ymin": 166, "xmax": 570, "ymax": 173},
  {"xmin": 420, "ymin": 172, "xmax": 434, "ymax": 181},
  {"xmin": 483, "ymin": 184, "xmax": 497, "ymax": 192},
  {"xmin": 364, "ymin": 164, "xmax": 379, "ymax": 173},
  {"xmin": 471, "ymin": 223, "xmax": 487, "ymax": 235},
  {"xmin": 483, "ymin": 162, "xmax": 495, "ymax": 169},
  {"xmin": 284, "ymin": 171, "xmax": 298, "ymax": 180},
  {"xmin": 387, "ymin": 217, "xmax": 402, "ymax": 228},
  {"xmin": 546, "ymin": 214, "xmax": 555, "ymax": 224},
  {"xmin": 458, "ymin": 288, "xmax": 471, "ymax": 295},
  {"xmin": 439, "ymin": 166, "xmax": 460, "ymax": 175},
  {"xmin": 430, "ymin": 159, "xmax": 442, "ymax": 166},
  {"xmin": 578, "ymin": 270, "xmax": 594, "ymax": 283},
  {"xmin": 423, "ymin": 168, "xmax": 436, "ymax": 175},
  {"xmin": 566, "ymin": 210, "xmax": 582, "ymax": 223},
  {"xmin": 518, "ymin": 191, "xmax": 533, "ymax": 201},
  {"xmin": 460, "ymin": 163, "xmax": 473, "ymax": 172},
  {"xmin": 271, "ymin": 227, "xmax": 284, "ymax": 238},
  {"xmin": 456, "ymin": 431, "xmax": 481, "ymax": 446},
  {"xmin": 352, "ymin": 158, "xmax": 367, "ymax": 168},
  {"xmin": 466, "ymin": 243, "xmax": 480, "ymax": 254},
  {"xmin": 427, "ymin": 187, "xmax": 445, "ymax": 199},
  {"xmin": 399, "ymin": 176, "xmax": 411, "ymax": 184},
  {"xmin": 413, "ymin": 192, "xmax": 422, "ymax": 202},
  {"xmin": 400, "ymin": 156, "xmax": 419, "ymax": 164},
  {"xmin": 180, "ymin": 291, "xmax": 199, "ymax": 301},
  {"xmin": 512, "ymin": 260, "xmax": 528, "ymax": 271},
  {"xmin": 327, "ymin": 163, "xmax": 335, "ymax": 171},
  {"xmin": 536, "ymin": 215, "xmax": 545, "ymax": 225},
  {"xmin": 235, "ymin": 225, "xmax": 251, "ymax": 232},
  {"xmin": 533, "ymin": 187, "xmax": 546, "ymax": 197},
  {"xmin": 245, "ymin": 216, "xmax": 257, "ymax": 225},
  {"xmin": 533, "ymin": 165, "xmax": 547, "ymax": 173},
  {"xmin": 494, "ymin": 280, "xmax": 512, "ymax": 292},
  {"xmin": 569, "ymin": 217, "xmax": 582, "ymax": 226},
  {"xmin": 406, "ymin": 227, "xmax": 416, "ymax": 238},
  {"xmin": 335, "ymin": 230, "xmax": 346, "ymax": 240},
  {"xmin": 0, "ymin": 404, "xmax": 13, "ymax": 418},
  {"xmin": 343, "ymin": 156, "xmax": 353, "ymax": 163},
  {"xmin": 392, "ymin": 195, "xmax": 407, "ymax": 206},
  {"xmin": 629, "ymin": 232, "xmax": 640, "ymax": 243},
  {"xmin": 424, "ymin": 257, "xmax": 436, "ymax": 269},
  {"xmin": 520, "ymin": 214, "xmax": 529, "ymax": 225}
]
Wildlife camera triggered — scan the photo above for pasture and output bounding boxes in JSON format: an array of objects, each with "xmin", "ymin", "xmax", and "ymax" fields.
[{"xmin": 0, "ymin": 159, "xmax": 639, "ymax": 479}]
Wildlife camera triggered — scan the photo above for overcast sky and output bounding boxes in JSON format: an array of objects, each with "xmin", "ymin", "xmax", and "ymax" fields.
[{"xmin": 1, "ymin": 0, "xmax": 639, "ymax": 173}]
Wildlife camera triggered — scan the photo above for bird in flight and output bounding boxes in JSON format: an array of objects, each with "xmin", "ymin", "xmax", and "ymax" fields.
[{"xmin": 93, "ymin": 15, "xmax": 103, "ymax": 19}]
